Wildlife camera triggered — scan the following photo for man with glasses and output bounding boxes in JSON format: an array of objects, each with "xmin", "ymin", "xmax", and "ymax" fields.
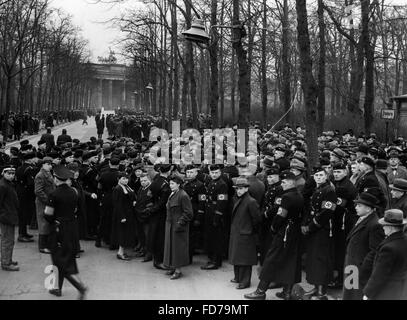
[{"xmin": 0, "ymin": 166, "xmax": 20, "ymax": 271}]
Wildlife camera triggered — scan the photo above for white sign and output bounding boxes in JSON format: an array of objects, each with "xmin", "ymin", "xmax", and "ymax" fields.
[{"xmin": 381, "ymin": 109, "xmax": 395, "ymax": 120}]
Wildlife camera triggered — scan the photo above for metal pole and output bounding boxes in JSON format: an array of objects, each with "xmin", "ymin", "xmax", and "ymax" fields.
[{"xmin": 386, "ymin": 121, "xmax": 389, "ymax": 144}]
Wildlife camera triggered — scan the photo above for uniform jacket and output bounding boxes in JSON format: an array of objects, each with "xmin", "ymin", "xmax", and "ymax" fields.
[
  {"xmin": 343, "ymin": 213, "xmax": 384, "ymax": 300},
  {"xmin": 260, "ymin": 187, "xmax": 304, "ymax": 284},
  {"xmin": 364, "ymin": 232, "xmax": 407, "ymax": 300},
  {"xmin": 228, "ymin": 192, "xmax": 261, "ymax": 266},
  {"xmin": 40, "ymin": 133, "xmax": 55, "ymax": 150},
  {"xmin": 163, "ymin": 189, "xmax": 193, "ymax": 268},
  {"xmin": 34, "ymin": 168, "xmax": 56, "ymax": 204},
  {"xmin": 0, "ymin": 177, "xmax": 19, "ymax": 226},
  {"xmin": 375, "ymin": 171, "xmax": 391, "ymax": 210}
]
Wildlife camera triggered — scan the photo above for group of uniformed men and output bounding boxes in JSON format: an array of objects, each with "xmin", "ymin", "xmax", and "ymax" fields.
[{"xmin": 1, "ymin": 118, "xmax": 407, "ymax": 300}]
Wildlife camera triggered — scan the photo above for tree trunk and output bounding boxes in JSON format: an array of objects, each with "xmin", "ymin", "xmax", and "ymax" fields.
[
  {"xmin": 233, "ymin": 0, "xmax": 250, "ymax": 130},
  {"xmin": 209, "ymin": 0, "xmax": 219, "ymax": 129},
  {"xmin": 281, "ymin": 0, "xmax": 291, "ymax": 124},
  {"xmin": 295, "ymin": 0, "xmax": 319, "ymax": 169},
  {"xmin": 362, "ymin": 0, "xmax": 374, "ymax": 134},
  {"xmin": 261, "ymin": 0, "xmax": 268, "ymax": 127},
  {"xmin": 231, "ymin": 50, "xmax": 236, "ymax": 122},
  {"xmin": 317, "ymin": 0, "xmax": 326, "ymax": 134}
]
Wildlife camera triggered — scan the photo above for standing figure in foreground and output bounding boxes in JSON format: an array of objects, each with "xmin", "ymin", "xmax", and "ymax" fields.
[
  {"xmin": 0, "ymin": 167, "xmax": 20, "ymax": 271},
  {"xmin": 44, "ymin": 165, "xmax": 87, "ymax": 299},
  {"xmin": 163, "ymin": 175, "xmax": 193, "ymax": 279},
  {"xmin": 364, "ymin": 209, "xmax": 407, "ymax": 300},
  {"xmin": 229, "ymin": 177, "xmax": 261, "ymax": 290}
]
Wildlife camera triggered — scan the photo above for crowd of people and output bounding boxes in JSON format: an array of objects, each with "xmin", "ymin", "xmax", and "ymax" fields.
[{"xmin": 1, "ymin": 112, "xmax": 407, "ymax": 300}]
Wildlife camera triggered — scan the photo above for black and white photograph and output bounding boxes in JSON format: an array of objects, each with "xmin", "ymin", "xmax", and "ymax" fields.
[{"xmin": 1, "ymin": 0, "xmax": 407, "ymax": 305}]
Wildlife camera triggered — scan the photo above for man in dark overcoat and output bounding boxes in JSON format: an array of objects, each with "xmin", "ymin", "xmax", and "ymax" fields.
[
  {"xmin": 364, "ymin": 209, "xmax": 407, "ymax": 300},
  {"xmin": 228, "ymin": 177, "xmax": 261, "ymax": 289},
  {"xmin": 342, "ymin": 192, "xmax": 384, "ymax": 300}
]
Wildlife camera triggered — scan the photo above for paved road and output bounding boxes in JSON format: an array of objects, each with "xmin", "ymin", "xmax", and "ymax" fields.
[{"xmin": 0, "ymin": 120, "xmax": 342, "ymax": 300}]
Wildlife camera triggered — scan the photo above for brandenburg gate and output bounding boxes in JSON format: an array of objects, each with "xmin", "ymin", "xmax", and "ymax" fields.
[{"xmin": 88, "ymin": 63, "xmax": 136, "ymax": 111}]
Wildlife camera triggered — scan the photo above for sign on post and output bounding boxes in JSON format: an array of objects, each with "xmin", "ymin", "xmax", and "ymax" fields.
[{"xmin": 381, "ymin": 109, "xmax": 395, "ymax": 120}]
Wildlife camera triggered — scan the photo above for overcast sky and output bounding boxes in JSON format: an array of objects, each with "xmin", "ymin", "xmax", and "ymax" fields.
[{"xmin": 51, "ymin": 0, "xmax": 407, "ymax": 65}]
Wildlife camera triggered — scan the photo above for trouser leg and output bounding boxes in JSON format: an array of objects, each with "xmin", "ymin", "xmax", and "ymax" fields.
[
  {"xmin": 65, "ymin": 274, "xmax": 86, "ymax": 293},
  {"xmin": 0, "ymin": 223, "xmax": 15, "ymax": 266},
  {"xmin": 238, "ymin": 266, "xmax": 252, "ymax": 286},
  {"xmin": 234, "ymin": 266, "xmax": 239, "ymax": 281}
]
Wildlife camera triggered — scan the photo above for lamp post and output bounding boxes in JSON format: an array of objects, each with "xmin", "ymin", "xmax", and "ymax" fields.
[{"xmin": 146, "ymin": 82, "xmax": 153, "ymax": 114}]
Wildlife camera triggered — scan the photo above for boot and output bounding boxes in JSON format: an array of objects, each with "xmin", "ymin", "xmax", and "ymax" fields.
[
  {"xmin": 244, "ymin": 288, "xmax": 266, "ymax": 300},
  {"xmin": 303, "ymin": 285, "xmax": 318, "ymax": 299},
  {"xmin": 311, "ymin": 285, "xmax": 328, "ymax": 300},
  {"xmin": 275, "ymin": 285, "xmax": 293, "ymax": 300},
  {"xmin": 39, "ymin": 235, "xmax": 51, "ymax": 254},
  {"xmin": 66, "ymin": 275, "xmax": 88, "ymax": 300}
]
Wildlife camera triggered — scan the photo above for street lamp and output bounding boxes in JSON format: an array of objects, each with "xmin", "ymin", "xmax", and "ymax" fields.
[
  {"xmin": 146, "ymin": 83, "xmax": 153, "ymax": 114},
  {"xmin": 182, "ymin": 19, "xmax": 210, "ymax": 44}
]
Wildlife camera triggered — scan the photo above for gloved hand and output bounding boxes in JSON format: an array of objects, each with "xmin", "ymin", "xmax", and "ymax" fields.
[{"xmin": 174, "ymin": 222, "xmax": 186, "ymax": 233}]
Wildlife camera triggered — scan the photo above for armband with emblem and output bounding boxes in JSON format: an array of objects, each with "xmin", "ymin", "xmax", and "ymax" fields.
[
  {"xmin": 321, "ymin": 200, "xmax": 336, "ymax": 211},
  {"xmin": 217, "ymin": 194, "xmax": 228, "ymax": 201},
  {"xmin": 275, "ymin": 197, "xmax": 282, "ymax": 205},
  {"xmin": 198, "ymin": 194, "xmax": 207, "ymax": 201}
]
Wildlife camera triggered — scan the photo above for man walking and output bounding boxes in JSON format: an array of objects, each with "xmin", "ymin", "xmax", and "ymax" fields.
[{"xmin": 0, "ymin": 167, "xmax": 20, "ymax": 271}]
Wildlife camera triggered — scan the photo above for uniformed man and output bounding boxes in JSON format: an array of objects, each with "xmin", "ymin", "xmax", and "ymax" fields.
[
  {"xmin": 183, "ymin": 164, "xmax": 206, "ymax": 262},
  {"xmin": 302, "ymin": 165, "xmax": 338, "ymax": 300},
  {"xmin": 331, "ymin": 162, "xmax": 358, "ymax": 288},
  {"xmin": 15, "ymin": 152, "xmax": 37, "ymax": 242},
  {"xmin": 259, "ymin": 166, "xmax": 283, "ymax": 265},
  {"xmin": 273, "ymin": 146, "xmax": 290, "ymax": 171},
  {"xmin": 0, "ymin": 142, "xmax": 10, "ymax": 167},
  {"xmin": 201, "ymin": 164, "xmax": 229, "ymax": 270},
  {"xmin": 145, "ymin": 164, "xmax": 172, "ymax": 269},
  {"xmin": 81, "ymin": 151, "xmax": 99, "ymax": 239},
  {"xmin": 134, "ymin": 173, "xmax": 154, "ymax": 260},
  {"xmin": 245, "ymin": 171, "xmax": 304, "ymax": 300},
  {"xmin": 95, "ymin": 157, "xmax": 120, "ymax": 248},
  {"xmin": 44, "ymin": 165, "xmax": 87, "ymax": 299}
]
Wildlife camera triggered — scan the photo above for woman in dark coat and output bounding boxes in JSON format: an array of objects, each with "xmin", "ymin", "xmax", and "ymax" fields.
[
  {"xmin": 112, "ymin": 173, "xmax": 136, "ymax": 260},
  {"xmin": 163, "ymin": 175, "xmax": 193, "ymax": 279}
]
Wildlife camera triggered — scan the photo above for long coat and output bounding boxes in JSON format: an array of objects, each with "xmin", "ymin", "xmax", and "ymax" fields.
[
  {"xmin": 343, "ymin": 213, "xmax": 384, "ymax": 300},
  {"xmin": 163, "ymin": 189, "xmax": 193, "ymax": 268},
  {"xmin": 392, "ymin": 194, "xmax": 407, "ymax": 218},
  {"xmin": 260, "ymin": 187, "xmax": 304, "ymax": 284},
  {"xmin": 0, "ymin": 178, "xmax": 19, "ymax": 226},
  {"xmin": 35, "ymin": 169, "xmax": 56, "ymax": 234},
  {"xmin": 305, "ymin": 182, "xmax": 337, "ymax": 285},
  {"xmin": 364, "ymin": 232, "xmax": 407, "ymax": 300},
  {"xmin": 112, "ymin": 184, "xmax": 137, "ymax": 248},
  {"xmin": 228, "ymin": 192, "xmax": 261, "ymax": 266}
]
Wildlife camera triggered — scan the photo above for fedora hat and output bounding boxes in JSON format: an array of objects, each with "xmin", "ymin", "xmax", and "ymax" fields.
[
  {"xmin": 379, "ymin": 209, "xmax": 407, "ymax": 226},
  {"xmin": 389, "ymin": 178, "xmax": 407, "ymax": 193},
  {"xmin": 233, "ymin": 177, "xmax": 250, "ymax": 188},
  {"xmin": 354, "ymin": 192, "xmax": 379, "ymax": 208}
]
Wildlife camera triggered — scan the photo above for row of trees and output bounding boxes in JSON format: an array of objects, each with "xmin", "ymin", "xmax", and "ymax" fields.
[
  {"xmin": 0, "ymin": 0, "xmax": 93, "ymax": 139},
  {"xmin": 114, "ymin": 1, "xmax": 407, "ymax": 139}
]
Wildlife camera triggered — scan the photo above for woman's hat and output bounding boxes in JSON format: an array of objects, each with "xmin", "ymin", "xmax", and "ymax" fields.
[
  {"xmin": 379, "ymin": 209, "xmax": 407, "ymax": 226},
  {"xmin": 354, "ymin": 192, "xmax": 379, "ymax": 208},
  {"xmin": 389, "ymin": 178, "xmax": 407, "ymax": 193}
]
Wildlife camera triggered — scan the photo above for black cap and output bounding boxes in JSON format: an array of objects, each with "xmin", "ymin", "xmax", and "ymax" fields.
[
  {"xmin": 169, "ymin": 174, "xmax": 184, "ymax": 185},
  {"xmin": 265, "ymin": 166, "xmax": 280, "ymax": 176},
  {"xmin": 185, "ymin": 164, "xmax": 197, "ymax": 171},
  {"xmin": 53, "ymin": 165, "xmax": 73, "ymax": 181},
  {"xmin": 280, "ymin": 170, "xmax": 296, "ymax": 181},
  {"xmin": 209, "ymin": 164, "xmax": 221, "ymax": 171},
  {"xmin": 159, "ymin": 164, "xmax": 172, "ymax": 173},
  {"xmin": 333, "ymin": 162, "xmax": 347, "ymax": 170},
  {"xmin": 110, "ymin": 157, "xmax": 120, "ymax": 166},
  {"xmin": 23, "ymin": 152, "xmax": 36, "ymax": 160},
  {"xmin": 360, "ymin": 156, "xmax": 375, "ymax": 168},
  {"xmin": 20, "ymin": 140, "xmax": 29, "ymax": 146}
]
